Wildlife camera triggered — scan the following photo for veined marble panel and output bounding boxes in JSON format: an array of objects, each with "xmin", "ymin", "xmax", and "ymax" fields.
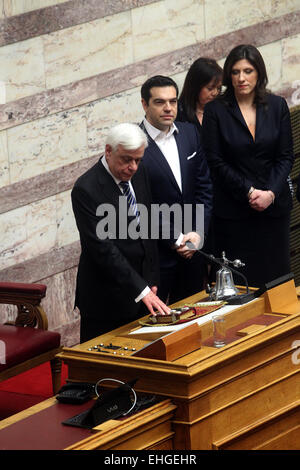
[
  {"xmin": 0, "ymin": 0, "xmax": 67, "ymax": 17},
  {"xmin": 43, "ymin": 10, "xmax": 133, "ymax": 90},
  {"xmin": 86, "ymin": 87, "xmax": 144, "ymax": 156},
  {"xmin": 7, "ymin": 107, "xmax": 87, "ymax": 184},
  {"xmin": 0, "ymin": 183, "xmax": 81, "ymax": 276},
  {"xmin": 0, "ymin": 240, "xmax": 81, "ymax": 284},
  {"xmin": 282, "ymin": 33, "xmax": 300, "ymax": 90},
  {"xmin": 259, "ymin": 41, "xmax": 283, "ymax": 92},
  {"xmin": 0, "ymin": 36, "xmax": 45, "ymax": 102},
  {"xmin": 1, "ymin": 11, "xmax": 299, "ymax": 131},
  {"xmin": 0, "ymin": 1, "xmax": 158, "ymax": 46},
  {"xmin": 205, "ymin": 0, "xmax": 300, "ymax": 40},
  {"xmin": 0, "ymin": 155, "xmax": 99, "ymax": 214},
  {"xmin": 132, "ymin": 0, "xmax": 204, "ymax": 62},
  {"xmin": 0, "ymin": 196, "xmax": 57, "ymax": 271},
  {"xmin": 0, "ymin": 189, "xmax": 79, "ymax": 274},
  {"xmin": 55, "ymin": 189, "xmax": 79, "ymax": 248},
  {"xmin": 40, "ymin": 266, "xmax": 79, "ymax": 334},
  {"xmin": 173, "ymin": 70, "xmax": 190, "ymax": 96},
  {"xmin": 0, "ymin": 129, "xmax": 9, "ymax": 187},
  {"xmin": 266, "ymin": 0, "xmax": 300, "ymax": 18}
]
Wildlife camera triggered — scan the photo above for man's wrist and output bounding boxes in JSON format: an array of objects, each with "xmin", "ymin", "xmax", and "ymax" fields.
[
  {"xmin": 135, "ymin": 286, "xmax": 150, "ymax": 303},
  {"xmin": 174, "ymin": 233, "xmax": 184, "ymax": 248},
  {"xmin": 248, "ymin": 186, "xmax": 255, "ymax": 199},
  {"xmin": 267, "ymin": 190, "xmax": 275, "ymax": 204}
]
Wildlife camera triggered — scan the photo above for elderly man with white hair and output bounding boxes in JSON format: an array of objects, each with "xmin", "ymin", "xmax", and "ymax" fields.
[{"xmin": 72, "ymin": 123, "xmax": 170, "ymax": 342}]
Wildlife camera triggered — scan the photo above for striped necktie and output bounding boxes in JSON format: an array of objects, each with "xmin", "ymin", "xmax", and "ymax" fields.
[{"xmin": 119, "ymin": 181, "xmax": 140, "ymax": 223}]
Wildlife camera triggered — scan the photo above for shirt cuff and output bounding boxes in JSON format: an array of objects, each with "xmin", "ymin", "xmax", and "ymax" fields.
[
  {"xmin": 135, "ymin": 286, "xmax": 150, "ymax": 303},
  {"xmin": 174, "ymin": 233, "xmax": 184, "ymax": 248}
]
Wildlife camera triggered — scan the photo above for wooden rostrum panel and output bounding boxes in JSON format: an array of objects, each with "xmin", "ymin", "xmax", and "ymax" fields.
[{"xmin": 58, "ymin": 281, "xmax": 300, "ymax": 450}]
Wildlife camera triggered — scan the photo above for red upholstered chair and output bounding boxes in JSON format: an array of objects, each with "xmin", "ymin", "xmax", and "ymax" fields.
[{"xmin": 0, "ymin": 282, "xmax": 62, "ymax": 395}]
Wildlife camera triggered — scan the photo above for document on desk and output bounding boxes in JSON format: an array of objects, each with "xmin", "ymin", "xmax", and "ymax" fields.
[{"xmin": 129, "ymin": 303, "xmax": 245, "ymax": 336}]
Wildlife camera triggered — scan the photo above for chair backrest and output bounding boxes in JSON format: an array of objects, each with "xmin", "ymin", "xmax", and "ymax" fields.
[{"xmin": 0, "ymin": 282, "xmax": 48, "ymax": 330}]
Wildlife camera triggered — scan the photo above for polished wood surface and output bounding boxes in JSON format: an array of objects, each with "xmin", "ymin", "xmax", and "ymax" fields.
[
  {"xmin": 0, "ymin": 396, "xmax": 176, "ymax": 450},
  {"xmin": 58, "ymin": 279, "xmax": 300, "ymax": 450},
  {"xmin": 212, "ymin": 401, "xmax": 300, "ymax": 450},
  {"xmin": 0, "ymin": 397, "xmax": 57, "ymax": 431},
  {"xmin": 66, "ymin": 399, "xmax": 176, "ymax": 450}
]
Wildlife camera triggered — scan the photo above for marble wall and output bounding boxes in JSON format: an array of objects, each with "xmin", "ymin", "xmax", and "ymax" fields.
[{"xmin": 0, "ymin": 0, "xmax": 300, "ymax": 346}]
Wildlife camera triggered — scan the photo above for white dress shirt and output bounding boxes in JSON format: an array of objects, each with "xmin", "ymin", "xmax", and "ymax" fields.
[
  {"xmin": 143, "ymin": 119, "xmax": 184, "ymax": 247},
  {"xmin": 101, "ymin": 155, "xmax": 136, "ymax": 196},
  {"xmin": 143, "ymin": 119, "xmax": 182, "ymax": 191}
]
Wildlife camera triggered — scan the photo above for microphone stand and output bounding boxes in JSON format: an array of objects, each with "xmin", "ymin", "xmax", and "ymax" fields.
[{"xmin": 186, "ymin": 243, "xmax": 255, "ymax": 305}]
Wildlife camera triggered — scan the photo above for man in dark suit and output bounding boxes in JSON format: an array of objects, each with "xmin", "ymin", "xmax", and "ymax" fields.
[
  {"xmin": 72, "ymin": 123, "xmax": 170, "ymax": 342},
  {"xmin": 140, "ymin": 76, "xmax": 213, "ymax": 304}
]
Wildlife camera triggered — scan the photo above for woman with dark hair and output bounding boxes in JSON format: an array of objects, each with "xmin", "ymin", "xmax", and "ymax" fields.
[
  {"xmin": 202, "ymin": 44, "xmax": 294, "ymax": 287},
  {"xmin": 177, "ymin": 58, "xmax": 222, "ymax": 133}
]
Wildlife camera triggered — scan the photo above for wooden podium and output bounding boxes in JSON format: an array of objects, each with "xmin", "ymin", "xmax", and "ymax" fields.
[{"xmin": 58, "ymin": 278, "xmax": 300, "ymax": 450}]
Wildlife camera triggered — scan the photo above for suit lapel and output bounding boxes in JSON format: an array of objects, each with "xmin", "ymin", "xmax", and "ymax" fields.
[
  {"xmin": 227, "ymin": 98, "xmax": 247, "ymax": 130},
  {"xmin": 174, "ymin": 129, "xmax": 188, "ymax": 194},
  {"xmin": 227, "ymin": 96, "xmax": 262, "ymax": 142},
  {"xmin": 97, "ymin": 157, "xmax": 147, "ymax": 221},
  {"xmin": 254, "ymin": 102, "xmax": 264, "ymax": 140},
  {"xmin": 96, "ymin": 157, "xmax": 122, "ymax": 207},
  {"xmin": 131, "ymin": 168, "xmax": 145, "ymax": 205}
]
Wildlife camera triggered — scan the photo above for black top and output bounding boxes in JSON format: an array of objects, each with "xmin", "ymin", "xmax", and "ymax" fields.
[{"xmin": 177, "ymin": 100, "xmax": 203, "ymax": 137}]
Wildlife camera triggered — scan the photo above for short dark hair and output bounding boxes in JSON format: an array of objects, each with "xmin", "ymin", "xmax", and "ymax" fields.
[
  {"xmin": 221, "ymin": 44, "xmax": 269, "ymax": 105},
  {"xmin": 141, "ymin": 75, "xmax": 179, "ymax": 104},
  {"xmin": 179, "ymin": 58, "xmax": 223, "ymax": 121}
]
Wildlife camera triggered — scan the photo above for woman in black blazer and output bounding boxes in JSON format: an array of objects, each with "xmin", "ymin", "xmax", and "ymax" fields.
[{"xmin": 202, "ymin": 44, "xmax": 294, "ymax": 287}]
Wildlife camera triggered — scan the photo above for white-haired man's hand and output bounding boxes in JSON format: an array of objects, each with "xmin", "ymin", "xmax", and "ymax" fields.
[{"xmin": 142, "ymin": 286, "xmax": 171, "ymax": 316}]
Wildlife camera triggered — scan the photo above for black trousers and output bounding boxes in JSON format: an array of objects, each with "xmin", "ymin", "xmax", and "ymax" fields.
[
  {"xmin": 212, "ymin": 214, "xmax": 291, "ymax": 288},
  {"xmin": 79, "ymin": 303, "xmax": 148, "ymax": 343},
  {"xmin": 157, "ymin": 255, "xmax": 207, "ymax": 305}
]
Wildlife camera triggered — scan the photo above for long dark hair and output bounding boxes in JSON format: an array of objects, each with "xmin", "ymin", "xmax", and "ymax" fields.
[
  {"xmin": 179, "ymin": 58, "xmax": 223, "ymax": 121},
  {"xmin": 221, "ymin": 44, "xmax": 269, "ymax": 105}
]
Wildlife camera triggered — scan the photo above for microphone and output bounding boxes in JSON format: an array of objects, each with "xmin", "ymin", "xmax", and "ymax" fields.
[{"xmin": 186, "ymin": 242, "xmax": 255, "ymax": 304}]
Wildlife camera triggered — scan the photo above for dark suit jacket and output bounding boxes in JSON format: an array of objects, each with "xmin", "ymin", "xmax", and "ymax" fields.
[
  {"xmin": 177, "ymin": 100, "xmax": 203, "ymax": 137},
  {"xmin": 141, "ymin": 120, "xmax": 213, "ymax": 268},
  {"xmin": 202, "ymin": 93, "xmax": 294, "ymax": 219},
  {"xmin": 297, "ymin": 173, "xmax": 300, "ymax": 203},
  {"xmin": 71, "ymin": 158, "xmax": 159, "ymax": 335}
]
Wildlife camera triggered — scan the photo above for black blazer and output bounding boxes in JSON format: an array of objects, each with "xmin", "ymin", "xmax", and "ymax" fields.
[
  {"xmin": 177, "ymin": 100, "xmax": 203, "ymax": 137},
  {"xmin": 141, "ymin": 120, "xmax": 213, "ymax": 267},
  {"xmin": 71, "ymin": 158, "xmax": 159, "ymax": 326},
  {"xmin": 202, "ymin": 93, "xmax": 294, "ymax": 219},
  {"xmin": 297, "ymin": 173, "xmax": 300, "ymax": 203}
]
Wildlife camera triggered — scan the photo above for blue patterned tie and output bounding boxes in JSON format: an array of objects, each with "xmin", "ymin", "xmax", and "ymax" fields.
[{"xmin": 119, "ymin": 181, "xmax": 140, "ymax": 224}]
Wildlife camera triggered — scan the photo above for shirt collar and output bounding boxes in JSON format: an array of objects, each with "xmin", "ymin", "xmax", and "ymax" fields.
[
  {"xmin": 101, "ymin": 155, "xmax": 134, "ymax": 191},
  {"xmin": 101, "ymin": 155, "xmax": 121, "ymax": 185},
  {"xmin": 143, "ymin": 118, "xmax": 178, "ymax": 141}
]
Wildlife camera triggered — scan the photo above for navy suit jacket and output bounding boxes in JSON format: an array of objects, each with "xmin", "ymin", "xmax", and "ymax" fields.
[
  {"xmin": 202, "ymin": 93, "xmax": 294, "ymax": 219},
  {"xmin": 141, "ymin": 120, "xmax": 213, "ymax": 268},
  {"xmin": 296, "ymin": 172, "xmax": 300, "ymax": 202},
  {"xmin": 71, "ymin": 158, "xmax": 159, "ymax": 329}
]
